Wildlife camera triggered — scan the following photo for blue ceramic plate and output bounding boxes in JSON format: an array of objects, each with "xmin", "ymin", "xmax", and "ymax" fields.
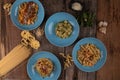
[
  {"xmin": 10, "ymin": 0, "xmax": 44, "ymax": 30},
  {"xmin": 72, "ymin": 37, "xmax": 107, "ymax": 72},
  {"xmin": 27, "ymin": 51, "xmax": 61, "ymax": 80},
  {"xmin": 45, "ymin": 12, "xmax": 80, "ymax": 47}
]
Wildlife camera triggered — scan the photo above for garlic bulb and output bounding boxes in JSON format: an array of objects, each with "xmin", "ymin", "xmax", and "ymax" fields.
[
  {"xmin": 71, "ymin": 2, "xmax": 82, "ymax": 11},
  {"xmin": 98, "ymin": 21, "xmax": 108, "ymax": 34}
]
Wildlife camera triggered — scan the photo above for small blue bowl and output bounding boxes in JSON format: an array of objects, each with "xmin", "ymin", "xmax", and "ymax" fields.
[
  {"xmin": 45, "ymin": 12, "xmax": 80, "ymax": 47},
  {"xmin": 72, "ymin": 37, "xmax": 107, "ymax": 72},
  {"xmin": 10, "ymin": 0, "xmax": 44, "ymax": 30},
  {"xmin": 27, "ymin": 51, "xmax": 61, "ymax": 80}
]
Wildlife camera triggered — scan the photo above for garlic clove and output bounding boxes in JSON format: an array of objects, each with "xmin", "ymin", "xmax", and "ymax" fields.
[
  {"xmin": 98, "ymin": 21, "xmax": 104, "ymax": 27},
  {"xmin": 71, "ymin": 2, "xmax": 82, "ymax": 11},
  {"xmin": 103, "ymin": 21, "xmax": 108, "ymax": 27},
  {"xmin": 99, "ymin": 27, "xmax": 106, "ymax": 34}
]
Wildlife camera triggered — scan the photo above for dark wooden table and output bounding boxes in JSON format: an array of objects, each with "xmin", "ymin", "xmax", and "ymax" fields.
[{"xmin": 0, "ymin": 0, "xmax": 120, "ymax": 80}]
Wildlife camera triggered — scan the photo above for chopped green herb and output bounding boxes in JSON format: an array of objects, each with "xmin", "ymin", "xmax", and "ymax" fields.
[{"xmin": 76, "ymin": 11, "xmax": 95, "ymax": 27}]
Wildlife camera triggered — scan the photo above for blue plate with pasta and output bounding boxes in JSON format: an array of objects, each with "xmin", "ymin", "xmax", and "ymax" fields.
[
  {"xmin": 72, "ymin": 37, "xmax": 107, "ymax": 72},
  {"xmin": 10, "ymin": 0, "xmax": 44, "ymax": 30},
  {"xmin": 27, "ymin": 51, "xmax": 61, "ymax": 80},
  {"xmin": 45, "ymin": 12, "xmax": 80, "ymax": 47}
]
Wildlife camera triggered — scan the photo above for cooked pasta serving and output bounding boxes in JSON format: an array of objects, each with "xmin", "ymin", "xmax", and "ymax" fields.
[
  {"xmin": 77, "ymin": 43, "xmax": 101, "ymax": 66},
  {"xmin": 35, "ymin": 58, "xmax": 54, "ymax": 77},
  {"xmin": 18, "ymin": 1, "xmax": 38, "ymax": 25},
  {"xmin": 55, "ymin": 20, "xmax": 73, "ymax": 39}
]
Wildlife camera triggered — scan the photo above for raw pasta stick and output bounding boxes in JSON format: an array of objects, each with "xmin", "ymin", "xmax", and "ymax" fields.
[
  {"xmin": 0, "ymin": 44, "xmax": 32, "ymax": 77},
  {"xmin": 0, "ymin": 45, "xmax": 31, "ymax": 76},
  {"xmin": 0, "ymin": 48, "xmax": 31, "ymax": 75},
  {"xmin": 0, "ymin": 45, "xmax": 28, "ymax": 70},
  {"xmin": 0, "ymin": 44, "xmax": 23, "ymax": 67}
]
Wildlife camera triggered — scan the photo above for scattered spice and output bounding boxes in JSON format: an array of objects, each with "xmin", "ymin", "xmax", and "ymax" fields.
[{"xmin": 35, "ymin": 28, "xmax": 44, "ymax": 37}]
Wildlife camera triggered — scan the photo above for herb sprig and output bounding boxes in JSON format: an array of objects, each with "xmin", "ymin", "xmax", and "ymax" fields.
[{"xmin": 76, "ymin": 11, "xmax": 95, "ymax": 27}]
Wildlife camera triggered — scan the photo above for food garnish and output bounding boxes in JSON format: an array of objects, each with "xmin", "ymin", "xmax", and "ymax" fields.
[
  {"xmin": 35, "ymin": 58, "xmax": 54, "ymax": 77},
  {"xmin": 55, "ymin": 20, "xmax": 73, "ymax": 39},
  {"xmin": 77, "ymin": 43, "xmax": 101, "ymax": 66},
  {"xmin": 76, "ymin": 11, "xmax": 95, "ymax": 27}
]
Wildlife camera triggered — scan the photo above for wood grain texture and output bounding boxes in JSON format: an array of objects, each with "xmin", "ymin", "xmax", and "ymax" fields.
[
  {"xmin": 96, "ymin": 0, "xmax": 120, "ymax": 80},
  {"xmin": 65, "ymin": 0, "xmax": 97, "ymax": 80},
  {"xmin": 0, "ymin": 0, "xmax": 120, "ymax": 80},
  {"xmin": 37, "ymin": 0, "xmax": 66, "ymax": 80},
  {"xmin": 0, "ymin": 0, "xmax": 28, "ymax": 79},
  {"xmin": 0, "ymin": 1, "xmax": 2, "ymax": 80},
  {"xmin": 0, "ymin": 0, "xmax": 2, "ymax": 60}
]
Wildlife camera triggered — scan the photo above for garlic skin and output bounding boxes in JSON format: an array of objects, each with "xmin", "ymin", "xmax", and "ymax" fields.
[{"xmin": 71, "ymin": 2, "xmax": 82, "ymax": 11}]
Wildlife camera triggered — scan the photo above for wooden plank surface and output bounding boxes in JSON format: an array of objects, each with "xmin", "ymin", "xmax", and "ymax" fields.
[
  {"xmin": 0, "ymin": 0, "xmax": 120, "ymax": 80},
  {"xmin": 0, "ymin": 1, "xmax": 1, "ymax": 80},
  {"xmin": 96, "ymin": 0, "xmax": 120, "ymax": 80},
  {"xmin": 65, "ymin": 0, "xmax": 97, "ymax": 80}
]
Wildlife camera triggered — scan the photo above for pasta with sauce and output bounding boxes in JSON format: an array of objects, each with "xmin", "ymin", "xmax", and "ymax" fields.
[
  {"xmin": 35, "ymin": 58, "xmax": 54, "ymax": 77},
  {"xmin": 77, "ymin": 43, "xmax": 101, "ymax": 66},
  {"xmin": 18, "ymin": 1, "xmax": 38, "ymax": 25}
]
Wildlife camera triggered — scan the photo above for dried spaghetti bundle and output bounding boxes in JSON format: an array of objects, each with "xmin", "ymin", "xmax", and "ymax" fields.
[{"xmin": 0, "ymin": 44, "xmax": 32, "ymax": 77}]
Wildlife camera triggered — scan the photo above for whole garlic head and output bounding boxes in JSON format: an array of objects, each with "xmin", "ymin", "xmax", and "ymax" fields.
[{"xmin": 71, "ymin": 2, "xmax": 83, "ymax": 11}]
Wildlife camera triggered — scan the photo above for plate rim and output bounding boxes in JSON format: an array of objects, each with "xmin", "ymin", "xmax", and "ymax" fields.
[
  {"xmin": 45, "ymin": 12, "xmax": 80, "ymax": 47},
  {"xmin": 72, "ymin": 37, "xmax": 107, "ymax": 72},
  {"xmin": 27, "ymin": 51, "xmax": 62, "ymax": 80},
  {"xmin": 10, "ymin": 0, "xmax": 45, "ymax": 30}
]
